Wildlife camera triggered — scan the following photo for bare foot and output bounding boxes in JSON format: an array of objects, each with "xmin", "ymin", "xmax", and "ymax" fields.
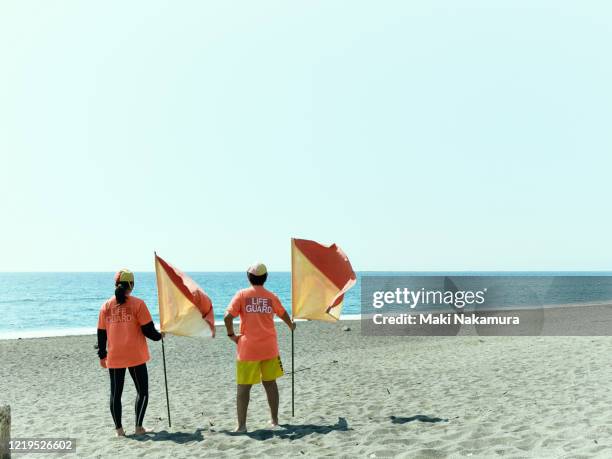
[
  {"xmin": 268, "ymin": 420, "xmax": 281, "ymax": 430},
  {"xmin": 134, "ymin": 426, "xmax": 153, "ymax": 435},
  {"xmin": 115, "ymin": 428, "xmax": 126, "ymax": 437},
  {"xmin": 234, "ymin": 425, "xmax": 247, "ymax": 433}
]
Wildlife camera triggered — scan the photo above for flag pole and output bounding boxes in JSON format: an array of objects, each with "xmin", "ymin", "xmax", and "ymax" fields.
[
  {"xmin": 155, "ymin": 250, "xmax": 172, "ymax": 427},
  {"xmin": 290, "ymin": 238, "xmax": 295, "ymax": 417},
  {"xmin": 291, "ymin": 326, "xmax": 295, "ymax": 417},
  {"xmin": 161, "ymin": 335, "xmax": 172, "ymax": 428}
]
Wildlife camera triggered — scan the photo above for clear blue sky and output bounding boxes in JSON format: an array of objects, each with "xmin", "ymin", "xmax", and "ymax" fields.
[{"xmin": 1, "ymin": 1, "xmax": 610, "ymax": 272}]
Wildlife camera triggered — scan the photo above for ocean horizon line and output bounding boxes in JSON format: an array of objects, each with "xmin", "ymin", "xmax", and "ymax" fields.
[
  {"xmin": 0, "ymin": 315, "xmax": 364, "ymax": 341},
  {"xmin": 1, "ymin": 270, "xmax": 612, "ymax": 274}
]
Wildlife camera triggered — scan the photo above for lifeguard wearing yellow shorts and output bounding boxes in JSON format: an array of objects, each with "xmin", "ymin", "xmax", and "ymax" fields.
[
  {"xmin": 225, "ymin": 262, "xmax": 297, "ymax": 432},
  {"xmin": 226, "ymin": 279, "xmax": 288, "ymax": 384},
  {"xmin": 236, "ymin": 356, "xmax": 284, "ymax": 385}
]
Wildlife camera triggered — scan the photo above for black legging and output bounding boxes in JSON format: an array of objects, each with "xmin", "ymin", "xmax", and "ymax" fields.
[{"xmin": 109, "ymin": 364, "xmax": 149, "ymax": 429}]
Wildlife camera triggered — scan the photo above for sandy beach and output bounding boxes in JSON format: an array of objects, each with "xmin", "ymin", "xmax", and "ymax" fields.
[{"xmin": 2, "ymin": 310, "xmax": 612, "ymax": 458}]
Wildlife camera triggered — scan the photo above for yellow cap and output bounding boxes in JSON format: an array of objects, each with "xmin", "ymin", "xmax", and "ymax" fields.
[
  {"xmin": 114, "ymin": 269, "xmax": 134, "ymax": 284},
  {"xmin": 247, "ymin": 262, "xmax": 267, "ymax": 276}
]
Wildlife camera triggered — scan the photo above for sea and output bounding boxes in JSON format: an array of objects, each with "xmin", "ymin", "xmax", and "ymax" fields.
[{"xmin": 1, "ymin": 272, "xmax": 611, "ymax": 339}]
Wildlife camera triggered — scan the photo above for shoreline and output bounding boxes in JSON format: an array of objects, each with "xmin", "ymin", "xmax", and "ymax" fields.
[
  {"xmin": 3, "ymin": 300, "xmax": 612, "ymax": 340},
  {"xmin": 0, "ymin": 315, "xmax": 364, "ymax": 340}
]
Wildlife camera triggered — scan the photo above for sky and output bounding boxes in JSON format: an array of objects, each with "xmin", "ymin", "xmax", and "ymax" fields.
[{"xmin": 1, "ymin": 0, "xmax": 611, "ymax": 272}]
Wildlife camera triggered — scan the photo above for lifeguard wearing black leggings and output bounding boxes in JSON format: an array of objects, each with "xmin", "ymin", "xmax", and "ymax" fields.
[
  {"xmin": 109, "ymin": 364, "xmax": 149, "ymax": 429},
  {"xmin": 97, "ymin": 270, "xmax": 162, "ymax": 435}
]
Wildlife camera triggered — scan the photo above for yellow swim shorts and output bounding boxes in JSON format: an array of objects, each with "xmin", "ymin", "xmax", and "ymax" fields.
[{"xmin": 236, "ymin": 356, "xmax": 284, "ymax": 385}]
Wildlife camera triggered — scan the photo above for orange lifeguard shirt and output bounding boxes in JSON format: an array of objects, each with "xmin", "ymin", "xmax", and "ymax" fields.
[
  {"xmin": 226, "ymin": 285, "xmax": 287, "ymax": 361},
  {"xmin": 97, "ymin": 295, "xmax": 153, "ymax": 369}
]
